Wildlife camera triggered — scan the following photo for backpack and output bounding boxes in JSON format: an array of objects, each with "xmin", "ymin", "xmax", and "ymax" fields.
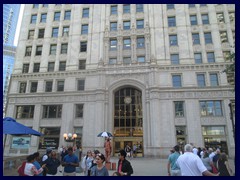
[{"xmin": 17, "ymin": 161, "xmax": 27, "ymax": 176}]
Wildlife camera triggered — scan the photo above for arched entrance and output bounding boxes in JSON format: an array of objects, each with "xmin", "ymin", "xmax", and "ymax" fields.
[{"xmin": 113, "ymin": 87, "xmax": 143, "ymax": 157}]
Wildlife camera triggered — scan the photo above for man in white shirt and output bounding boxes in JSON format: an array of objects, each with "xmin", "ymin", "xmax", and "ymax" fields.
[{"xmin": 176, "ymin": 144, "xmax": 218, "ymax": 176}]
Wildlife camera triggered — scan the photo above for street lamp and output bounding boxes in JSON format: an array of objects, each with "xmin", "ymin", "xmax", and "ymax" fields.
[{"xmin": 63, "ymin": 133, "xmax": 77, "ymax": 142}]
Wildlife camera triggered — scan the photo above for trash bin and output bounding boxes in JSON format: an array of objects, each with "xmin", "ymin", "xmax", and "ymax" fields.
[{"xmin": 112, "ymin": 162, "xmax": 116, "ymax": 170}]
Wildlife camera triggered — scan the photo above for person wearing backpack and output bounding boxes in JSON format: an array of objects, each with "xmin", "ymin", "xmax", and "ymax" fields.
[
  {"xmin": 24, "ymin": 154, "xmax": 46, "ymax": 176},
  {"xmin": 41, "ymin": 148, "xmax": 52, "ymax": 175}
]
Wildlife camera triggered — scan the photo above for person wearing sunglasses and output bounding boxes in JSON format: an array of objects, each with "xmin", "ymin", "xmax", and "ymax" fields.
[
  {"xmin": 117, "ymin": 149, "xmax": 133, "ymax": 176},
  {"xmin": 90, "ymin": 153, "xmax": 109, "ymax": 176}
]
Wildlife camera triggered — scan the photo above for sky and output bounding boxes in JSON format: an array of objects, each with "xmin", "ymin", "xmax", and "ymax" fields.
[{"xmin": 14, "ymin": 4, "xmax": 24, "ymax": 46}]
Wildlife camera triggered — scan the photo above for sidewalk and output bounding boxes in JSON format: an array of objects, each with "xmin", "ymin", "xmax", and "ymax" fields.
[{"xmin": 56, "ymin": 157, "xmax": 235, "ymax": 176}]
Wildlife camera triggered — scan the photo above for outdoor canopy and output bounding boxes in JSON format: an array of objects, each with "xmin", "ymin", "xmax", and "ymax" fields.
[{"xmin": 3, "ymin": 117, "xmax": 43, "ymax": 136}]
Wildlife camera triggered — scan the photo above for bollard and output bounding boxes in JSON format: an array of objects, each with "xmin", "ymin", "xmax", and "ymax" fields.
[
  {"xmin": 112, "ymin": 162, "xmax": 116, "ymax": 170},
  {"xmin": 105, "ymin": 162, "xmax": 111, "ymax": 170}
]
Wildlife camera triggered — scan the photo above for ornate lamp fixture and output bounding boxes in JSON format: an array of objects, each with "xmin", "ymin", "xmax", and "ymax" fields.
[{"xmin": 63, "ymin": 133, "xmax": 77, "ymax": 142}]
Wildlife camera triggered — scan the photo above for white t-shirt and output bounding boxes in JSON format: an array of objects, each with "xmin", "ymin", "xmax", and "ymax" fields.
[{"xmin": 176, "ymin": 152, "xmax": 207, "ymax": 176}]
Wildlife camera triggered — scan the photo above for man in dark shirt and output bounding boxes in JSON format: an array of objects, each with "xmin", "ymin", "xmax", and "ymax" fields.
[
  {"xmin": 117, "ymin": 149, "xmax": 133, "ymax": 176},
  {"xmin": 43, "ymin": 151, "xmax": 60, "ymax": 176}
]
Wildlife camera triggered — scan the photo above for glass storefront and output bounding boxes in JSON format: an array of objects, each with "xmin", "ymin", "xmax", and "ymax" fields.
[
  {"xmin": 39, "ymin": 127, "xmax": 60, "ymax": 149},
  {"xmin": 113, "ymin": 87, "xmax": 143, "ymax": 157}
]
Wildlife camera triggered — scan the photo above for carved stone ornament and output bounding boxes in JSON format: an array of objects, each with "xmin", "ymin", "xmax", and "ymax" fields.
[{"xmin": 124, "ymin": 96, "xmax": 132, "ymax": 104}]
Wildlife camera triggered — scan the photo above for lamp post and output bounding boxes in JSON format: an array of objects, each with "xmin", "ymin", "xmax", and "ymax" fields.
[
  {"xmin": 228, "ymin": 102, "xmax": 235, "ymax": 144},
  {"xmin": 63, "ymin": 133, "xmax": 77, "ymax": 143}
]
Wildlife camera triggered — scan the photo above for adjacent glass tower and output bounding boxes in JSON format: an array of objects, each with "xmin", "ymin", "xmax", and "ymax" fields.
[{"xmin": 3, "ymin": 4, "xmax": 21, "ymax": 117}]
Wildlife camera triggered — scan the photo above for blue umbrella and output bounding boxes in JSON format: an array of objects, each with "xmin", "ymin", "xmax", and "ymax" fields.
[
  {"xmin": 97, "ymin": 131, "xmax": 113, "ymax": 137},
  {"xmin": 3, "ymin": 117, "xmax": 43, "ymax": 136},
  {"xmin": 3, "ymin": 117, "xmax": 43, "ymax": 155}
]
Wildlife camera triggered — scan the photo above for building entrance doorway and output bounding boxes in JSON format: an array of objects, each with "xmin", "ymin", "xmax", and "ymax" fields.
[{"xmin": 113, "ymin": 87, "xmax": 143, "ymax": 157}]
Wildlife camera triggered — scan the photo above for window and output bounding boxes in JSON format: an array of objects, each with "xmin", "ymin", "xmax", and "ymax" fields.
[
  {"xmin": 76, "ymin": 104, "xmax": 84, "ymax": 118},
  {"xmin": 174, "ymin": 101, "xmax": 184, "ymax": 117},
  {"xmin": 192, "ymin": 33, "xmax": 200, "ymax": 44},
  {"xmin": 210, "ymin": 73, "xmax": 219, "ymax": 86},
  {"xmin": 194, "ymin": 53, "xmax": 202, "ymax": 64},
  {"xmin": 82, "ymin": 8, "xmax": 89, "ymax": 18},
  {"xmin": 36, "ymin": 46, "xmax": 42, "ymax": 56},
  {"xmin": 42, "ymin": 4, "xmax": 48, "ymax": 7},
  {"xmin": 109, "ymin": 58, "xmax": 117, "ymax": 64},
  {"xmin": 43, "ymin": 105, "xmax": 62, "ymax": 118},
  {"xmin": 52, "ymin": 28, "xmax": 58, "ymax": 37},
  {"xmin": 79, "ymin": 60, "xmax": 86, "ymax": 69},
  {"xmin": 61, "ymin": 43, "xmax": 68, "ymax": 54},
  {"xmin": 77, "ymin": 80, "xmax": 85, "ymax": 91},
  {"xmin": 123, "ymin": 4, "xmax": 130, "ymax": 13},
  {"xmin": 30, "ymin": 82, "xmax": 38, "ymax": 93},
  {"xmin": 62, "ymin": 26, "xmax": 69, "ymax": 36},
  {"xmin": 171, "ymin": 54, "xmax": 179, "ymax": 64},
  {"xmin": 200, "ymin": 4, "xmax": 207, "ymax": 7},
  {"xmin": 136, "ymin": 20, "xmax": 144, "ymax": 29},
  {"xmin": 28, "ymin": 30, "xmax": 35, "ymax": 39},
  {"xmin": 200, "ymin": 101, "xmax": 222, "ymax": 116},
  {"xmin": 64, "ymin": 10, "xmax": 71, "ymax": 20},
  {"xmin": 169, "ymin": 35, "xmax": 178, "ymax": 46},
  {"xmin": 22, "ymin": 64, "xmax": 29, "ymax": 73},
  {"xmin": 33, "ymin": 4, "xmax": 39, "ymax": 8},
  {"xmin": 123, "ymin": 57, "xmax": 131, "ymax": 64},
  {"xmin": 137, "ymin": 56, "xmax": 145, "ymax": 63},
  {"xmin": 80, "ymin": 42, "xmax": 87, "ymax": 52},
  {"xmin": 110, "ymin": 22, "xmax": 117, "ymax": 31},
  {"xmin": 168, "ymin": 17, "xmax": 176, "ymax": 27},
  {"xmin": 40, "ymin": 13, "xmax": 47, "ymax": 23},
  {"xmin": 207, "ymin": 52, "xmax": 215, "ymax": 63},
  {"xmin": 33, "ymin": 63, "xmax": 40, "ymax": 72},
  {"xmin": 50, "ymin": 45, "xmax": 57, "ymax": 55},
  {"xmin": 172, "ymin": 75, "xmax": 182, "ymax": 87},
  {"xmin": 59, "ymin": 61, "xmax": 66, "ymax": 71},
  {"xmin": 197, "ymin": 74, "xmax": 206, "ymax": 87},
  {"xmin": 16, "ymin": 106, "xmax": 35, "ymax": 119},
  {"xmin": 123, "ymin": 38, "xmax": 131, "ymax": 49},
  {"xmin": 81, "ymin": 24, "xmax": 88, "ymax": 34},
  {"xmin": 189, "ymin": 4, "xmax": 195, "ymax": 8},
  {"xmin": 48, "ymin": 62, "xmax": 55, "ymax": 72},
  {"xmin": 204, "ymin": 32, "xmax": 212, "ymax": 44},
  {"xmin": 220, "ymin": 31, "xmax": 228, "ymax": 43},
  {"xmin": 123, "ymin": 21, "xmax": 130, "ymax": 30},
  {"xmin": 136, "ymin": 4, "xmax": 143, "ymax": 12},
  {"xmin": 110, "ymin": 39, "xmax": 117, "ymax": 50},
  {"xmin": 38, "ymin": 29, "xmax": 45, "ymax": 38},
  {"xmin": 167, "ymin": 4, "xmax": 174, "ymax": 9},
  {"xmin": 19, "ymin": 82, "xmax": 27, "ymax": 93},
  {"xmin": 57, "ymin": 80, "xmax": 64, "ymax": 91},
  {"xmin": 45, "ymin": 81, "xmax": 53, "ymax": 92},
  {"xmin": 190, "ymin": 15, "xmax": 197, "ymax": 25},
  {"xmin": 111, "ymin": 5, "xmax": 117, "ymax": 15},
  {"xmin": 54, "ymin": 12, "xmax": 61, "ymax": 21},
  {"xmin": 31, "ymin": 15, "xmax": 37, "ymax": 24},
  {"xmin": 137, "ymin": 37, "xmax": 145, "ymax": 48},
  {"xmin": 202, "ymin": 14, "xmax": 209, "ymax": 24},
  {"xmin": 217, "ymin": 13, "xmax": 224, "ymax": 23},
  {"xmin": 25, "ymin": 47, "xmax": 32, "ymax": 56}
]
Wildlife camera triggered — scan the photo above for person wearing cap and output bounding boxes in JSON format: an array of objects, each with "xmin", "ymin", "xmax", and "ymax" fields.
[
  {"xmin": 117, "ymin": 149, "xmax": 133, "ymax": 176},
  {"xmin": 167, "ymin": 145, "xmax": 181, "ymax": 176},
  {"xmin": 62, "ymin": 147, "xmax": 79, "ymax": 176}
]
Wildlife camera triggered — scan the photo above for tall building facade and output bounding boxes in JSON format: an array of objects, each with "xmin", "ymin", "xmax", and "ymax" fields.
[
  {"xmin": 3, "ymin": 4, "xmax": 21, "ymax": 117},
  {"xmin": 5, "ymin": 4, "xmax": 235, "ymax": 158}
]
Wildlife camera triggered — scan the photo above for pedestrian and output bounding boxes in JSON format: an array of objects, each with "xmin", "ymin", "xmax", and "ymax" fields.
[
  {"xmin": 43, "ymin": 151, "xmax": 61, "ymax": 176},
  {"xmin": 167, "ymin": 145, "xmax": 181, "ymax": 176},
  {"xmin": 81, "ymin": 150, "xmax": 93, "ymax": 176},
  {"xmin": 217, "ymin": 153, "xmax": 233, "ymax": 176},
  {"xmin": 62, "ymin": 147, "xmax": 79, "ymax": 176},
  {"xmin": 41, "ymin": 148, "xmax": 52, "ymax": 176},
  {"xmin": 90, "ymin": 150, "xmax": 100, "ymax": 173},
  {"xmin": 133, "ymin": 144, "xmax": 137, "ymax": 158},
  {"xmin": 90, "ymin": 153, "xmax": 109, "ymax": 176},
  {"xmin": 176, "ymin": 144, "xmax": 219, "ymax": 176},
  {"xmin": 201, "ymin": 151, "xmax": 213, "ymax": 172},
  {"xmin": 105, "ymin": 138, "xmax": 112, "ymax": 163},
  {"xmin": 32, "ymin": 152, "xmax": 43, "ymax": 176},
  {"xmin": 117, "ymin": 149, "xmax": 133, "ymax": 176},
  {"xmin": 24, "ymin": 154, "xmax": 46, "ymax": 176},
  {"xmin": 125, "ymin": 144, "xmax": 131, "ymax": 158}
]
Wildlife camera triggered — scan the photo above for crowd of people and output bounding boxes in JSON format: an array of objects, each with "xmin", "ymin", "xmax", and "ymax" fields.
[{"xmin": 167, "ymin": 143, "xmax": 233, "ymax": 176}]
